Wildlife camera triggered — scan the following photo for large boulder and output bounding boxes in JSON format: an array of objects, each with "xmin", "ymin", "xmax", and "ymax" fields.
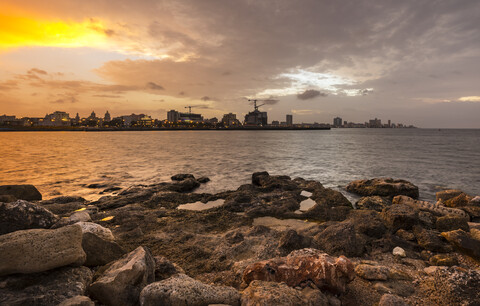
[
  {"xmin": 0, "ymin": 194, "xmax": 16, "ymax": 202},
  {"xmin": 0, "ymin": 266, "xmax": 92, "ymax": 306},
  {"xmin": 303, "ymin": 188, "xmax": 352, "ymax": 221},
  {"xmin": 51, "ymin": 211, "xmax": 91, "ymax": 229},
  {"xmin": 436, "ymin": 189, "xmax": 464, "ymax": 203},
  {"xmin": 444, "ymin": 193, "xmax": 471, "ymax": 208},
  {"xmin": 0, "ymin": 184, "xmax": 42, "ymax": 200},
  {"xmin": 355, "ymin": 196, "xmax": 391, "ymax": 212},
  {"xmin": 58, "ymin": 296, "xmax": 95, "ymax": 306},
  {"xmin": 0, "ymin": 200, "xmax": 59, "ymax": 235},
  {"xmin": 82, "ymin": 232, "xmax": 125, "ymax": 266},
  {"xmin": 378, "ymin": 294, "xmax": 408, "ymax": 306},
  {"xmin": 314, "ymin": 222, "xmax": 364, "ymax": 257},
  {"xmin": 0, "ymin": 225, "xmax": 86, "ymax": 276},
  {"xmin": 167, "ymin": 178, "xmax": 200, "ymax": 192},
  {"xmin": 346, "ymin": 178, "xmax": 419, "ymax": 199},
  {"xmin": 436, "ymin": 215, "xmax": 469, "ymax": 232},
  {"xmin": 140, "ymin": 273, "xmax": 240, "ymax": 306},
  {"xmin": 241, "ymin": 280, "xmax": 328, "ymax": 306},
  {"xmin": 89, "ymin": 246, "xmax": 155, "ymax": 306},
  {"xmin": 413, "ymin": 226, "xmax": 449, "ymax": 252},
  {"xmin": 347, "ymin": 210, "xmax": 386, "ymax": 238},
  {"xmin": 171, "ymin": 173, "xmax": 195, "ymax": 181},
  {"xmin": 355, "ymin": 264, "xmax": 390, "ymax": 281},
  {"xmin": 441, "ymin": 229, "xmax": 480, "ymax": 260},
  {"xmin": 242, "ymin": 248, "xmax": 354, "ymax": 294},
  {"xmin": 75, "ymin": 221, "xmax": 115, "ymax": 241},
  {"xmin": 380, "ymin": 204, "xmax": 417, "ymax": 232}
]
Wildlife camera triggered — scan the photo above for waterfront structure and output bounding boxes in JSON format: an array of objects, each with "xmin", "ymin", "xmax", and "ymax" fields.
[
  {"xmin": 167, "ymin": 110, "xmax": 180, "ymax": 122},
  {"xmin": 286, "ymin": 114, "xmax": 293, "ymax": 126},
  {"xmin": 121, "ymin": 113, "xmax": 148, "ymax": 126},
  {"xmin": 369, "ymin": 118, "xmax": 382, "ymax": 128},
  {"xmin": 244, "ymin": 100, "xmax": 267, "ymax": 126},
  {"xmin": 0, "ymin": 115, "xmax": 15, "ymax": 123},
  {"xmin": 167, "ymin": 109, "xmax": 203, "ymax": 123},
  {"xmin": 333, "ymin": 117, "xmax": 342, "ymax": 127},
  {"xmin": 40, "ymin": 111, "xmax": 71, "ymax": 126},
  {"xmin": 104, "ymin": 111, "xmax": 111, "ymax": 122},
  {"xmin": 222, "ymin": 113, "xmax": 240, "ymax": 126}
]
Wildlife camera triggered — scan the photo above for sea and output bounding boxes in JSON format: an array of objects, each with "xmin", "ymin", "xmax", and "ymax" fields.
[{"xmin": 1, "ymin": 129, "xmax": 479, "ymax": 203}]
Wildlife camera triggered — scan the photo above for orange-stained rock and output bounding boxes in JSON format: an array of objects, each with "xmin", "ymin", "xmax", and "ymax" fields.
[{"xmin": 242, "ymin": 248, "xmax": 354, "ymax": 294}]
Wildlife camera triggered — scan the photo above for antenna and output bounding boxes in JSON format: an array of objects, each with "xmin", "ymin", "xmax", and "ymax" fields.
[{"xmin": 185, "ymin": 106, "xmax": 193, "ymax": 113}]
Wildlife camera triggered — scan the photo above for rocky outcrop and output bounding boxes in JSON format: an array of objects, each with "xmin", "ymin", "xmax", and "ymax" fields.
[
  {"xmin": 140, "ymin": 273, "xmax": 240, "ymax": 306},
  {"xmin": 436, "ymin": 189, "xmax": 464, "ymax": 203},
  {"xmin": 441, "ymin": 229, "xmax": 480, "ymax": 260},
  {"xmin": 89, "ymin": 246, "xmax": 155, "ymax": 306},
  {"xmin": 0, "ymin": 194, "xmax": 16, "ymax": 202},
  {"xmin": 171, "ymin": 173, "xmax": 195, "ymax": 181},
  {"xmin": 346, "ymin": 178, "xmax": 419, "ymax": 199},
  {"xmin": 436, "ymin": 215, "xmax": 469, "ymax": 232},
  {"xmin": 58, "ymin": 296, "xmax": 95, "ymax": 306},
  {"xmin": 82, "ymin": 232, "xmax": 125, "ymax": 266},
  {"xmin": 0, "ymin": 200, "xmax": 59, "ymax": 234},
  {"xmin": 241, "ymin": 280, "xmax": 328, "ymax": 306},
  {"xmin": 0, "ymin": 225, "xmax": 86, "ymax": 276},
  {"xmin": 413, "ymin": 226, "xmax": 449, "ymax": 252},
  {"xmin": 0, "ymin": 266, "xmax": 92, "ymax": 306},
  {"xmin": 314, "ymin": 222, "xmax": 364, "ymax": 257},
  {"xmin": 355, "ymin": 196, "xmax": 391, "ymax": 212},
  {"xmin": 355, "ymin": 264, "xmax": 390, "ymax": 280},
  {"xmin": 242, "ymin": 248, "xmax": 354, "ymax": 294},
  {"xmin": 393, "ymin": 195, "xmax": 469, "ymax": 218},
  {"xmin": 0, "ymin": 184, "xmax": 42, "ymax": 200},
  {"xmin": 378, "ymin": 294, "xmax": 408, "ymax": 306},
  {"xmin": 167, "ymin": 178, "xmax": 200, "ymax": 192},
  {"xmin": 444, "ymin": 193, "xmax": 471, "ymax": 208},
  {"xmin": 51, "ymin": 210, "xmax": 91, "ymax": 229},
  {"xmin": 380, "ymin": 204, "xmax": 417, "ymax": 232}
]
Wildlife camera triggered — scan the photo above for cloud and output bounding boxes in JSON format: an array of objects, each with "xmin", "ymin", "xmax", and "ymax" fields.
[
  {"xmin": 200, "ymin": 96, "xmax": 211, "ymax": 101},
  {"xmin": 297, "ymin": 89, "xmax": 327, "ymax": 100},
  {"xmin": 146, "ymin": 82, "xmax": 164, "ymax": 90},
  {"xmin": 291, "ymin": 109, "xmax": 323, "ymax": 115},
  {"xmin": 51, "ymin": 95, "xmax": 78, "ymax": 104},
  {"xmin": 458, "ymin": 96, "xmax": 480, "ymax": 102},
  {"xmin": 261, "ymin": 97, "xmax": 279, "ymax": 105},
  {"xmin": 28, "ymin": 68, "xmax": 48, "ymax": 75},
  {"xmin": 93, "ymin": 94, "xmax": 123, "ymax": 98}
]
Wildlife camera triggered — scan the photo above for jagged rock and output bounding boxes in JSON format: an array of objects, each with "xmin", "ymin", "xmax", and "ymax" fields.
[
  {"xmin": 380, "ymin": 204, "xmax": 417, "ymax": 232},
  {"xmin": 471, "ymin": 196, "xmax": 480, "ymax": 204},
  {"xmin": 0, "ymin": 266, "xmax": 92, "ymax": 306},
  {"xmin": 314, "ymin": 222, "xmax": 364, "ymax": 257},
  {"xmin": 153, "ymin": 256, "xmax": 184, "ymax": 281},
  {"xmin": 171, "ymin": 173, "xmax": 195, "ymax": 181},
  {"xmin": 0, "ymin": 184, "xmax": 42, "ymax": 200},
  {"xmin": 304, "ymin": 188, "xmax": 352, "ymax": 221},
  {"xmin": 0, "ymin": 200, "xmax": 59, "ymax": 235},
  {"xmin": 252, "ymin": 171, "xmax": 270, "ymax": 186},
  {"xmin": 242, "ymin": 248, "xmax": 354, "ymax": 294},
  {"xmin": 392, "ymin": 247, "xmax": 406, "ymax": 257},
  {"xmin": 167, "ymin": 178, "xmax": 200, "ymax": 192},
  {"xmin": 346, "ymin": 178, "xmax": 419, "ymax": 199},
  {"xmin": 58, "ymin": 296, "xmax": 95, "ymax": 306},
  {"xmin": 413, "ymin": 226, "xmax": 449, "ymax": 252},
  {"xmin": 41, "ymin": 196, "xmax": 86, "ymax": 204},
  {"xmin": 463, "ymin": 206, "xmax": 480, "ymax": 222},
  {"xmin": 441, "ymin": 229, "xmax": 480, "ymax": 260},
  {"xmin": 436, "ymin": 215, "xmax": 469, "ymax": 232},
  {"xmin": 395, "ymin": 229, "xmax": 415, "ymax": 241},
  {"xmin": 197, "ymin": 177, "xmax": 210, "ymax": 183},
  {"xmin": 89, "ymin": 246, "xmax": 155, "ymax": 306},
  {"xmin": 82, "ymin": 232, "xmax": 125, "ymax": 266},
  {"xmin": 348, "ymin": 210, "xmax": 386, "ymax": 238},
  {"xmin": 251, "ymin": 172, "xmax": 298, "ymax": 192},
  {"xmin": 241, "ymin": 280, "xmax": 328, "ymax": 306},
  {"xmin": 471, "ymin": 228, "xmax": 480, "ymax": 240},
  {"xmin": 0, "ymin": 225, "xmax": 86, "ymax": 276},
  {"xmin": 429, "ymin": 254, "xmax": 458, "ymax": 266},
  {"xmin": 355, "ymin": 264, "xmax": 389, "ymax": 280},
  {"xmin": 277, "ymin": 229, "xmax": 311, "ymax": 254},
  {"xmin": 355, "ymin": 196, "xmax": 391, "ymax": 212},
  {"xmin": 436, "ymin": 189, "xmax": 464, "ymax": 203},
  {"xmin": 225, "ymin": 230, "xmax": 245, "ymax": 244},
  {"xmin": 51, "ymin": 211, "xmax": 91, "ymax": 229},
  {"xmin": 444, "ymin": 193, "xmax": 472, "ymax": 208},
  {"xmin": 378, "ymin": 294, "xmax": 408, "ymax": 306},
  {"xmin": 140, "ymin": 273, "xmax": 240, "ymax": 306},
  {"xmin": 75, "ymin": 221, "xmax": 115, "ymax": 241},
  {"xmin": 0, "ymin": 194, "xmax": 16, "ymax": 202}
]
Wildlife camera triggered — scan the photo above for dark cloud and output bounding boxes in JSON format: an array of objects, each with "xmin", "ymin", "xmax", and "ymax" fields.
[
  {"xmin": 146, "ymin": 82, "xmax": 164, "ymax": 90},
  {"xmin": 28, "ymin": 68, "xmax": 47, "ymax": 75},
  {"xmin": 93, "ymin": 94, "xmax": 123, "ymax": 98},
  {"xmin": 51, "ymin": 95, "xmax": 78, "ymax": 104},
  {"xmin": 297, "ymin": 90, "xmax": 328, "ymax": 100},
  {"xmin": 200, "ymin": 96, "xmax": 211, "ymax": 101},
  {"xmin": 359, "ymin": 89, "xmax": 373, "ymax": 96},
  {"xmin": 261, "ymin": 97, "xmax": 279, "ymax": 105}
]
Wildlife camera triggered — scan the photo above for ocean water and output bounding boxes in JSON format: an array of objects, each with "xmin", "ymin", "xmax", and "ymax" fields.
[{"xmin": 0, "ymin": 129, "xmax": 479, "ymax": 202}]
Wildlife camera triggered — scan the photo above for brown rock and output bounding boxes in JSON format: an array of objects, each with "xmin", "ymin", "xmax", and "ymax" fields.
[
  {"xmin": 436, "ymin": 189, "xmax": 464, "ymax": 203},
  {"xmin": 436, "ymin": 215, "xmax": 469, "ymax": 232},
  {"xmin": 378, "ymin": 294, "xmax": 408, "ymax": 306},
  {"xmin": 441, "ymin": 229, "xmax": 480, "ymax": 260},
  {"xmin": 355, "ymin": 196, "xmax": 391, "ymax": 212},
  {"xmin": 444, "ymin": 193, "xmax": 472, "ymax": 208},
  {"xmin": 314, "ymin": 222, "xmax": 364, "ymax": 257},
  {"xmin": 0, "ymin": 200, "xmax": 59, "ymax": 235},
  {"xmin": 413, "ymin": 226, "xmax": 450, "ymax": 252},
  {"xmin": 242, "ymin": 248, "xmax": 354, "ymax": 294},
  {"xmin": 355, "ymin": 264, "xmax": 389, "ymax": 280},
  {"xmin": 0, "ymin": 194, "xmax": 16, "ymax": 202},
  {"xmin": 82, "ymin": 232, "xmax": 125, "ymax": 266},
  {"xmin": 58, "ymin": 296, "xmax": 95, "ymax": 306},
  {"xmin": 429, "ymin": 254, "xmax": 458, "ymax": 266},
  {"xmin": 0, "ymin": 225, "xmax": 86, "ymax": 276},
  {"xmin": 346, "ymin": 178, "xmax": 419, "ymax": 199},
  {"xmin": 380, "ymin": 204, "xmax": 417, "ymax": 232},
  {"xmin": 0, "ymin": 184, "xmax": 42, "ymax": 200}
]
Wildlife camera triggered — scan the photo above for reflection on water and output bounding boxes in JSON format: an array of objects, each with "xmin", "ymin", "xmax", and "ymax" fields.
[
  {"xmin": 0, "ymin": 129, "xmax": 479, "ymax": 201},
  {"xmin": 253, "ymin": 216, "xmax": 318, "ymax": 231},
  {"xmin": 177, "ymin": 199, "xmax": 225, "ymax": 211}
]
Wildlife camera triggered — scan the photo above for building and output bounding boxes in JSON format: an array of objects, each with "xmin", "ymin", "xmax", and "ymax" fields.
[
  {"xmin": 167, "ymin": 110, "xmax": 180, "ymax": 122},
  {"xmin": 121, "ymin": 113, "xmax": 147, "ymax": 126},
  {"xmin": 333, "ymin": 117, "xmax": 342, "ymax": 127},
  {"xmin": 88, "ymin": 111, "xmax": 97, "ymax": 120},
  {"xmin": 0, "ymin": 115, "xmax": 16, "ymax": 123},
  {"xmin": 222, "ymin": 113, "xmax": 240, "ymax": 126},
  {"xmin": 41, "ymin": 111, "xmax": 71, "ymax": 126},
  {"xmin": 368, "ymin": 118, "xmax": 382, "ymax": 128},
  {"xmin": 286, "ymin": 114, "xmax": 293, "ymax": 126},
  {"xmin": 104, "ymin": 111, "xmax": 111, "ymax": 122},
  {"xmin": 271, "ymin": 120, "xmax": 280, "ymax": 126},
  {"xmin": 244, "ymin": 111, "xmax": 267, "ymax": 126}
]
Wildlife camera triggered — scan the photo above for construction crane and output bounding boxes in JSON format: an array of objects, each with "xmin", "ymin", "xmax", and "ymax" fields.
[
  {"xmin": 185, "ymin": 106, "xmax": 194, "ymax": 114},
  {"xmin": 248, "ymin": 99, "xmax": 265, "ymax": 111}
]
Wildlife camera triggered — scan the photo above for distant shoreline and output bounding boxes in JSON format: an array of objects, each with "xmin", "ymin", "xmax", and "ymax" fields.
[{"xmin": 0, "ymin": 126, "xmax": 331, "ymax": 132}]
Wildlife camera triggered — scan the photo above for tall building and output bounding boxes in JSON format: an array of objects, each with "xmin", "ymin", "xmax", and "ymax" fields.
[
  {"xmin": 88, "ymin": 111, "xmax": 97, "ymax": 120},
  {"xmin": 222, "ymin": 113, "xmax": 240, "ymax": 126},
  {"xmin": 74, "ymin": 113, "xmax": 80, "ymax": 124},
  {"xmin": 244, "ymin": 101, "xmax": 267, "ymax": 126},
  {"xmin": 167, "ymin": 110, "xmax": 180, "ymax": 122},
  {"xmin": 42, "ymin": 111, "xmax": 71, "ymax": 126},
  {"xmin": 333, "ymin": 117, "xmax": 342, "ymax": 127},
  {"xmin": 369, "ymin": 118, "xmax": 382, "ymax": 128},
  {"xmin": 286, "ymin": 114, "xmax": 293, "ymax": 126},
  {"xmin": 104, "ymin": 111, "xmax": 111, "ymax": 122}
]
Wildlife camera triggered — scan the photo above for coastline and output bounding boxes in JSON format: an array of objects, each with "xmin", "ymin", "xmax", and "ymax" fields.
[{"xmin": 0, "ymin": 126, "xmax": 331, "ymax": 132}]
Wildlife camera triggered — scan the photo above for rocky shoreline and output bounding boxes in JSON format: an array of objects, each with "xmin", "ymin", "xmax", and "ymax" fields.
[{"xmin": 1, "ymin": 172, "xmax": 480, "ymax": 305}]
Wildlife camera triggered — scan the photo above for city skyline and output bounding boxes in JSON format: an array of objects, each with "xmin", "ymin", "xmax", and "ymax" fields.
[{"xmin": 1, "ymin": 1, "xmax": 479, "ymax": 128}]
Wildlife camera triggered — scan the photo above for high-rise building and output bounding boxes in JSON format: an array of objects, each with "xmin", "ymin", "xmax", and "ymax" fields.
[
  {"xmin": 104, "ymin": 111, "xmax": 111, "ymax": 121},
  {"xmin": 333, "ymin": 117, "xmax": 342, "ymax": 127},
  {"xmin": 369, "ymin": 118, "xmax": 382, "ymax": 128},
  {"xmin": 167, "ymin": 110, "xmax": 180, "ymax": 122},
  {"xmin": 222, "ymin": 113, "xmax": 240, "ymax": 126},
  {"xmin": 286, "ymin": 114, "xmax": 293, "ymax": 126}
]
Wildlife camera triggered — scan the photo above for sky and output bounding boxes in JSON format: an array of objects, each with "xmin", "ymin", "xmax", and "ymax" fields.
[{"xmin": 0, "ymin": 0, "xmax": 479, "ymax": 128}]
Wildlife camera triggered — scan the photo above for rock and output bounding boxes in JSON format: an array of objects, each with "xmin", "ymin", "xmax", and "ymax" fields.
[
  {"xmin": 444, "ymin": 193, "xmax": 471, "ymax": 208},
  {"xmin": 252, "ymin": 171, "xmax": 271, "ymax": 186},
  {"xmin": 392, "ymin": 247, "xmax": 406, "ymax": 257},
  {"xmin": 429, "ymin": 254, "xmax": 458, "ymax": 266},
  {"xmin": 140, "ymin": 273, "xmax": 240, "ymax": 306},
  {"xmin": 168, "ymin": 178, "xmax": 200, "ymax": 192},
  {"xmin": 346, "ymin": 178, "xmax": 419, "ymax": 199},
  {"xmin": 89, "ymin": 246, "xmax": 155, "ymax": 306},
  {"xmin": 171, "ymin": 173, "xmax": 196, "ymax": 181},
  {"xmin": 241, "ymin": 280, "xmax": 328, "ymax": 306},
  {"xmin": 471, "ymin": 196, "xmax": 480, "ymax": 204},
  {"xmin": 277, "ymin": 229, "xmax": 311, "ymax": 254},
  {"xmin": 314, "ymin": 222, "xmax": 364, "ymax": 257},
  {"xmin": 58, "ymin": 296, "xmax": 95, "ymax": 306},
  {"xmin": 51, "ymin": 211, "xmax": 91, "ymax": 229},
  {"xmin": 75, "ymin": 221, "xmax": 115, "ymax": 241},
  {"xmin": 153, "ymin": 256, "xmax": 184, "ymax": 281},
  {"xmin": 0, "ymin": 200, "xmax": 59, "ymax": 235},
  {"xmin": 0, "ymin": 266, "xmax": 92, "ymax": 306},
  {"xmin": 225, "ymin": 230, "xmax": 245, "ymax": 244},
  {"xmin": 87, "ymin": 183, "xmax": 109, "ymax": 189},
  {"xmin": 0, "ymin": 194, "xmax": 16, "ymax": 202},
  {"xmin": 348, "ymin": 210, "xmax": 386, "ymax": 238},
  {"xmin": 82, "ymin": 232, "xmax": 126, "ymax": 266},
  {"xmin": 355, "ymin": 264, "xmax": 389, "ymax": 280},
  {"xmin": 471, "ymin": 228, "xmax": 480, "ymax": 240},
  {"xmin": 413, "ymin": 226, "xmax": 449, "ymax": 252},
  {"xmin": 242, "ymin": 248, "xmax": 354, "ymax": 294},
  {"xmin": 197, "ymin": 177, "xmax": 210, "ymax": 183},
  {"xmin": 0, "ymin": 184, "xmax": 42, "ymax": 200},
  {"xmin": 0, "ymin": 225, "xmax": 86, "ymax": 276},
  {"xmin": 355, "ymin": 196, "xmax": 391, "ymax": 212},
  {"xmin": 441, "ymin": 229, "xmax": 480, "ymax": 260},
  {"xmin": 436, "ymin": 189, "xmax": 464, "ymax": 202},
  {"xmin": 378, "ymin": 294, "xmax": 408, "ymax": 306},
  {"xmin": 436, "ymin": 215, "xmax": 469, "ymax": 232},
  {"xmin": 463, "ymin": 206, "xmax": 480, "ymax": 221},
  {"xmin": 380, "ymin": 204, "xmax": 417, "ymax": 232},
  {"xmin": 395, "ymin": 229, "xmax": 415, "ymax": 241},
  {"xmin": 41, "ymin": 196, "xmax": 86, "ymax": 204}
]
